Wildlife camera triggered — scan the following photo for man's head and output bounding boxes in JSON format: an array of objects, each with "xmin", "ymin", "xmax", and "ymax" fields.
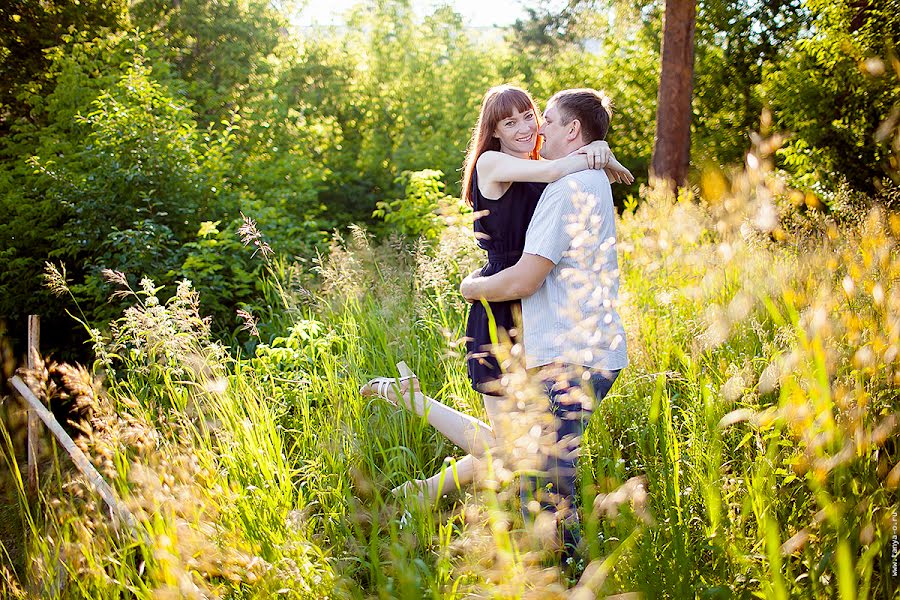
[{"xmin": 539, "ymin": 88, "xmax": 612, "ymax": 160}]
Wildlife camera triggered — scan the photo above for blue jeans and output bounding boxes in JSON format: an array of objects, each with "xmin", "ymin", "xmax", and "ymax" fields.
[{"xmin": 520, "ymin": 367, "xmax": 620, "ymax": 557}]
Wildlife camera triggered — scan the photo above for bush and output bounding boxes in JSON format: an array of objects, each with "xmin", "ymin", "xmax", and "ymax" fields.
[{"xmin": 373, "ymin": 170, "xmax": 467, "ymax": 240}]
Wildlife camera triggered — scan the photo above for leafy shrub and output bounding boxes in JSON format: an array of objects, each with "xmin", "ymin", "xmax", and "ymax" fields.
[
  {"xmin": 177, "ymin": 220, "xmax": 263, "ymax": 334},
  {"xmin": 373, "ymin": 170, "xmax": 466, "ymax": 240},
  {"xmin": 0, "ymin": 38, "xmax": 234, "ymax": 334},
  {"xmin": 764, "ymin": 0, "xmax": 900, "ymax": 193}
]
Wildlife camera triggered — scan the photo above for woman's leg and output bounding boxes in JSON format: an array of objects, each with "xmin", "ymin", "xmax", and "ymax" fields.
[
  {"xmin": 362, "ymin": 379, "xmax": 496, "ymax": 457},
  {"xmin": 395, "ymin": 454, "xmax": 479, "ymax": 498},
  {"xmin": 393, "ymin": 394, "xmax": 505, "ymax": 498}
]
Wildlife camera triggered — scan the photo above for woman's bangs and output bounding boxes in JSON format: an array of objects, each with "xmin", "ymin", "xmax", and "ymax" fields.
[{"xmin": 489, "ymin": 88, "xmax": 536, "ymax": 124}]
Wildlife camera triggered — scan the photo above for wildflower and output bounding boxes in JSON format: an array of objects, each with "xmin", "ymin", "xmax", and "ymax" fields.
[
  {"xmin": 43, "ymin": 261, "xmax": 69, "ymax": 297},
  {"xmin": 236, "ymin": 309, "xmax": 260, "ymax": 338},
  {"xmin": 238, "ymin": 212, "xmax": 274, "ymax": 260}
]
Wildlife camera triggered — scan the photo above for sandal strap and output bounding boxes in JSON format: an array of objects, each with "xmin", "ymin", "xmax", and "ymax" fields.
[{"xmin": 363, "ymin": 375, "xmax": 419, "ymax": 403}]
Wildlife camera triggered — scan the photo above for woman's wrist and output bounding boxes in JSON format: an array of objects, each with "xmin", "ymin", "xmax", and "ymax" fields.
[{"xmin": 562, "ymin": 154, "xmax": 590, "ymax": 175}]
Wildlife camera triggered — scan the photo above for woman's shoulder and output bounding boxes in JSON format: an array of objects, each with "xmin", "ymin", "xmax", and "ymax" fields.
[
  {"xmin": 475, "ymin": 150, "xmax": 503, "ymax": 171},
  {"xmin": 473, "ymin": 152, "xmax": 508, "ymax": 200}
]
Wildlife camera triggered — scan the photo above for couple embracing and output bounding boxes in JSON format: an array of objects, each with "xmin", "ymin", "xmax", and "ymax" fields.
[{"xmin": 361, "ymin": 84, "xmax": 630, "ymax": 561}]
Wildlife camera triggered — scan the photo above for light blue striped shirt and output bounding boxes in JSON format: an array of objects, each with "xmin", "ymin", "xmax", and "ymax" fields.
[{"xmin": 521, "ymin": 170, "xmax": 628, "ymax": 371}]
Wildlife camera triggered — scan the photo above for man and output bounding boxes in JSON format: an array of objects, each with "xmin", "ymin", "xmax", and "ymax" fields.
[{"xmin": 459, "ymin": 87, "xmax": 629, "ymax": 562}]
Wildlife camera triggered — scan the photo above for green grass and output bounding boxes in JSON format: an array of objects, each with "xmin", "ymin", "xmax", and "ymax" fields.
[{"xmin": 1, "ymin": 175, "xmax": 898, "ymax": 598}]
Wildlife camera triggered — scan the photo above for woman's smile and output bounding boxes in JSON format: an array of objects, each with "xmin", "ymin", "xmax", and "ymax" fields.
[{"xmin": 493, "ymin": 107, "xmax": 539, "ymax": 157}]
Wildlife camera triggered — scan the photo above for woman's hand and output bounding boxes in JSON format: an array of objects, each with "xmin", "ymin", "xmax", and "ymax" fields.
[
  {"xmin": 604, "ymin": 157, "xmax": 635, "ymax": 184},
  {"xmin": 571, "ymin": 140, "xmax": 611, "ymax": 169},
  {"xmin": 571, "ymin": 141, "xmax": 635, "ymax": 184}
]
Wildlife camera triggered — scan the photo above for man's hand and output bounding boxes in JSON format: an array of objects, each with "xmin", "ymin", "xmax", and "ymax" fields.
[
  {"xmin": 460, "ymin": 269, "xmax": 483, "ymax": 302},
  {"xmin": 459, "ymin": 255, "xmax": 555, "ymax": 303},
  {"xmin": 570, "ymin": 140, "xmax": 611, "ymax": 169}
]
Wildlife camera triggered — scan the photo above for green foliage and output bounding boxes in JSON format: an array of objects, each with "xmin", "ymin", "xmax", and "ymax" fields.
[
  {"xmin": 374, "ymin": 170, "xmax": 463, "ymax": 240},
  {"xmin": 129, "ymin": 0, "xmax": 286, "ymax": 124},
  {"xmin": 763, "ymin": 0, "xmax": 900, "ymax": 193},
  {"xmin": 178, "ymin": 220, "xmax": 262, "ymax": 330},
  {"xmin": 693, "ymin": 0, "xmax": 810, "ymax": 166},
  {"xmin": 0, "ymin": 29, "xmax": 173, "ymax": 326},
  {"xmin": 511, "ymin": 0, "xmax": 812, "ymax": 185},
  {"xmin": 59, "ymin": 60, "xmax": 224, "ymax": 244},
  {"xmin": 6, "ymin": 172, "xmax": 898, "ymax": 596},
  {"xmin": 1, "ymin": 275, "xmax": 336, "ymax": 597},
  {"xmin": 263, "ymin": 0, "xmax": 516, "ymax": 223},
  {"xmin": 2, "ymin": 0, "xmax": 899, "ymax": 596},
  {"xmin": 507, "ymin": 0, "xmax": 583, "ymax": 52},
  {"xmin": 224, "ymin": 99, "xmax": 334, "ymax": 254},
  {"xmin": 2, "ymin": 0, "xmax": 898, "ymax": 357},
  {"xmin": 0, "ymin": 19, "xmax": 331, "ymax": 342},
  {"xmin": 0, "ymin": 47, "xmax": 235, "ymax": 328},
  {"xmin": 0, "ymin": 0, "xmax": 129, "ymax": 129}
]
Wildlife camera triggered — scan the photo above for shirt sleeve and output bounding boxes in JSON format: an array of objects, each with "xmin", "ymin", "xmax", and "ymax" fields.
[{"xmin": 523, "ymin": 181, "xmax": 577, "ymax": 264}]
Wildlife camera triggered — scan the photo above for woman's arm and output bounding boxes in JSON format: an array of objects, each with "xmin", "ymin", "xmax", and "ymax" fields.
[
  {"xmin": 476, "ymin": 151, "xmax": 592, "ymax": 186},
  {"xmin": 571, "ymin": 142, "xmax": 634, "ymax": 184}
]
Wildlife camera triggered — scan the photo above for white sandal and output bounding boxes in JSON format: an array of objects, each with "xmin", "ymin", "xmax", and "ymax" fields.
[
  {"xmin": 391, "ymin": 478, "xmax": 429, "ymax": 501},
  {"xmin": 359, "ymin": 375, "xmax": 419, "ymax": 405}
]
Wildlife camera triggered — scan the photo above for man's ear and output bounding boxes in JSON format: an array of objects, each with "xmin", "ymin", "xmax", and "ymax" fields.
[{"xmin": 567, "ymin": 119, "xmax": 581, "ymax": 142}]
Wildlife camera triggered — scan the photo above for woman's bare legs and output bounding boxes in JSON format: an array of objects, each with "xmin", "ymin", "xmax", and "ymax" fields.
[
  {"xmin": 360, "ymin": 378, "xmax": 498, "ymax": 457},
  {"xmin": 393, "ymin": 454, "xmax": 480, "ymax": 499},
  {"xmin": 387, "ymin": 393, "xmax": 505, "ymax": 499}
]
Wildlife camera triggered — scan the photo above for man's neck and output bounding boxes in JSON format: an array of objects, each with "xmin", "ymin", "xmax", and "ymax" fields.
[
  {"xmin": 563, "ymin": 142, "xmax": 583, "ymax": 157},
  {"xmin": 549, "ymin": 139, "xmax": 587, "ymax": 160}
]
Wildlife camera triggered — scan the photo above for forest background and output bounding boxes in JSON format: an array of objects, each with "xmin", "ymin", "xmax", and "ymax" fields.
[
  {"xmin": 1, "ymin": 0, "xmax": 897, "ymax": 357},
  {"xmin": 1, "ymin": 1, "xmax": 900, "ymax": 598}
]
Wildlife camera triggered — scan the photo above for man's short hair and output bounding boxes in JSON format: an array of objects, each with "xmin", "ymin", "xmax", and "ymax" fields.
[{"xmin": 549, "ymin": 88, "xmax": 612, "ymax": 143}]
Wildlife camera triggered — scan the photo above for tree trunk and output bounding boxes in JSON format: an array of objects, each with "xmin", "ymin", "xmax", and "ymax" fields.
[{"xmin": 651, "ymin": 0, "xmax": 697, "ymax": 188}]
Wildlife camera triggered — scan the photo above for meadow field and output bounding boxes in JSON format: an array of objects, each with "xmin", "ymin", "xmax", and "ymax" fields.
[
  {"xmin": 2, "ymin": 153, "xmax": 898, "ymax": 598},
  {"xmin": 2, "ymin": 0, "xmax": 899, "ymax": 596}
]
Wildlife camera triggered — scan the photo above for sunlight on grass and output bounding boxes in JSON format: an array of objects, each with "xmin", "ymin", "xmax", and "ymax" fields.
[{"xmin": 1, "ymin": 149, "xmax": 898, "ymax": 597}]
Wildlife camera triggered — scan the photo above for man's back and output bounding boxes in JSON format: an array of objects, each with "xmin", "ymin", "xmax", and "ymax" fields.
[{"xmin": 521, "ymin": 169, "xmax": 628, "ymax": 370}]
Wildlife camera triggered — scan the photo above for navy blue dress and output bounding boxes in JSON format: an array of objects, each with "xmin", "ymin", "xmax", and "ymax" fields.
[{"xmin": 465, "ymin": 170, "xmax": 547, "ymax": 393}]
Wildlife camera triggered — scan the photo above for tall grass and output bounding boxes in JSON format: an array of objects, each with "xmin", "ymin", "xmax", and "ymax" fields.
[{"xmin": 1, "ymin": 153, "xmax": 898, "ymax": 598}]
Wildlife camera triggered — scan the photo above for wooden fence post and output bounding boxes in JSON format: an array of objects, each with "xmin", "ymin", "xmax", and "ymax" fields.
[
  {"xmin": 11, "ymin": 376, "xmax": 138, "ymax": 532},
  {"xmin": 26, "ymin": 315, "xmax": 40, "ymax": 494}
]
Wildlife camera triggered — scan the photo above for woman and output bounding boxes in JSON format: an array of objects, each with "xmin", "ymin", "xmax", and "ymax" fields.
[{"xmin": 361, "ymin": 84, "xmax": 632, "ymax": 499}]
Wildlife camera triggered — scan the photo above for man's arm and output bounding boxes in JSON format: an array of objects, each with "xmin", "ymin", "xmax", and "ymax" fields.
[
  {"xmin": 461, "ymin": 179, "xmax": 578, "ymax": 302},
  {"xmin": 460, "ymin": 253, "xmax": 555, "ymax": 302}
]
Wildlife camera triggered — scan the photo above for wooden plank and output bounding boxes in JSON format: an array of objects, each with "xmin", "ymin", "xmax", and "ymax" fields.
[
  {"xmin": 26, "ymin": 315, "xmax": 39, "ymax": 494},
  {"xmin": 10, "ymin": 376, "xmax": 137, "ymax": 531}
]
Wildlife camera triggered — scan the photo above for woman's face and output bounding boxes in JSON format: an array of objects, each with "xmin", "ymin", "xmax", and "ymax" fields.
[{"xmin": 492, "ymin": 107, "xmax": 538, "ymax": 157}]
